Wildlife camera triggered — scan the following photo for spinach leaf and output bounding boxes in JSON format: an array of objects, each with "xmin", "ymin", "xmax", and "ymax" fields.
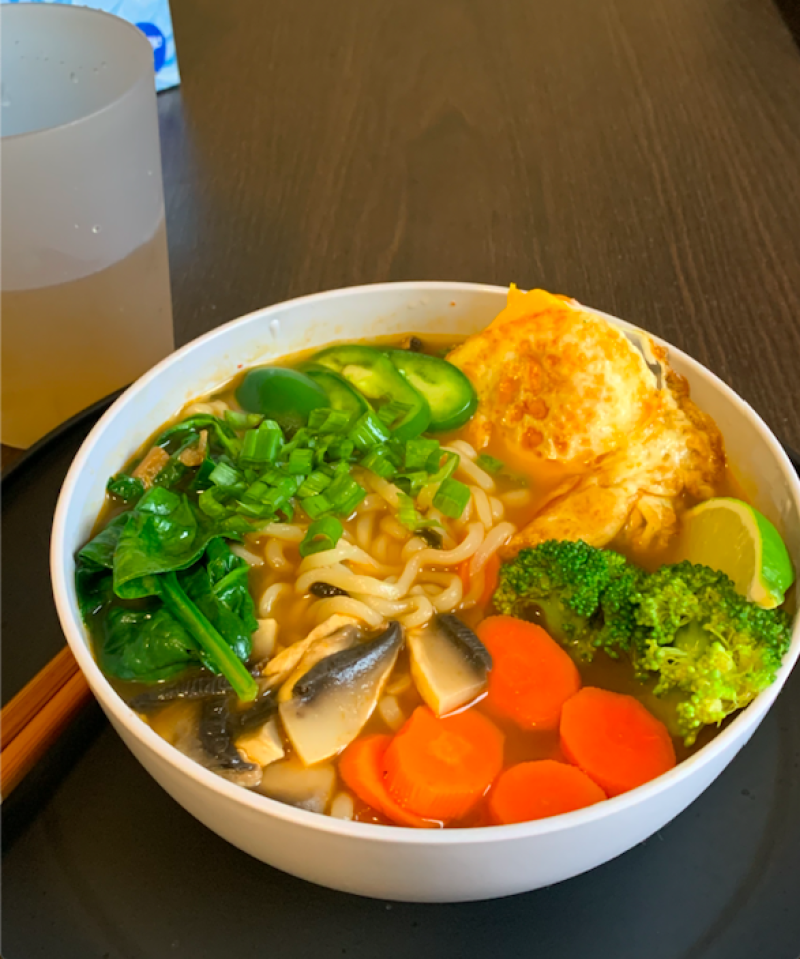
[
  {"xmin": 180, "ymin": 566, "xmax": 252, "ymax": 663},
  {"xmin": 113, "ymin": 487, "xmax": 224, "ymax": 599},
  {"xmin": 85, "ymin": 542, "xmax": 258, "ymax": 691},
  {"xmin": 76, "ymin": 569, "xmax": 116, "ymax": 620},
  {"xmin": 75, "ymin": 514, "xmax": 130, "ymax": 618},
  {"xmin": 77, "ymin": 512, "xmax": 129, "ymax": 570},
  {"xmin": 207, "ymin": 540, "xmax": 258, "ymax": 633},
  {"xmin": 205, "ymin": 536, "xmax": 241, "ymax": 582},
  {"xmin": 212, "ymin": 565, "xmax": 259, "ymax": 635},
  {"xmin": 155, "ymin": 415, "xmax": 241, "ymax": 460},
  {"xmin": 157, "ymin": 571, "xmax": 257, "ymax": 699},
  {"xmin": 189, "ymin": 455, "xmax": 216, "ymax": 492},
  {"xmin": 107, "ymin": 474, "xmax": 145, "ymax": 503},
  {"xmin": 98, "ymin": 605, "xmax": 201, "ymax": 683}
]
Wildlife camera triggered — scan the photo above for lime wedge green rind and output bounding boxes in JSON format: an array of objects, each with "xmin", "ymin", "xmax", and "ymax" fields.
[
  {"xmin": 678, "ymin": 497, "xmax": 795, "ymax": 609},
  {"xmin": 751, "ymin": 506, "xmax": 796, "ymax": 606}
]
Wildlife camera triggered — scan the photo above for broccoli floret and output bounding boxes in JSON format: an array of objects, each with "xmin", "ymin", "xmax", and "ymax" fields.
[
  {"xmin": 631, "ymin": 561, "xmax": 792, "ymax": 743},
  {"xmin": 493, "ymin": 542, "xmax": 793, "ymax": 745},
  {"xmin": 493, "ymin": 540, "xmax": 642, "ymax": 659}
]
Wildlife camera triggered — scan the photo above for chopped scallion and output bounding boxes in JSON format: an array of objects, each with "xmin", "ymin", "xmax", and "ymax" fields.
[
  {"xmin": 397, "ymin": 470, "xmax": 428, "ymax": 496},
  {"xmin": 360, "ymin": 445, "xmax": 398, "ymax": 479},
  {"xmin": 350, "ymin": 411, "xmax": 392, "ymax": 451},
  {"xmin": 396, "ymin": 492, "xmax": 441, "ymax": 532},
  {"xmin": 301, "ymin": 493, "xmax": 332, "ymax": 519},
  {"xmin": 337, "ymin": 487, "xmax": 368, "ymax": 515},
  {"xmin": 327, "ymin": 474, "xmax": 367, "ymax": 514},
  {"xmin": 476, "ymin": 453, "xmax": 505, "ymax": 474},
  {"xmin": 297, "ymin": 471, "xmax": 332, "ymax": 497},
  {"xmin": 325, "ymin": 437, "xmax": 355, "ymax": 462},
  {"xmin": 240, "ymin": 420, "xmax": 283, "ymax": 465},
  {"xmin": 308, "ymin": 408, "xmax": 354, "ymax": 434},
  {"xmin": 224, "ymin": 410, "xmax": 264, "ymax": 431},
  {"xmin": 299, "ymin": 516, "xmax": 344, "ymax": 557},
  {"xmin": 432, "ymin": 477, "xmax": 471, "ymax": 518},
  {"xmin": 308, "ymin": 408, "xmax": 334, "ymax": 430},
  {"xmin": 286, "ymin": 448, "xmax": 314, "ymax": 475},
  {"xmin": 208, "ymin": 459, "xmax": 243, "ymax": 489},
  {"xmin": 198, "ymin": 487, "xmax": 232, "ymax": 519},
  {"xmin": 281, "ymin": 427, "xmax": 313, "ymax": 457},
  {"xmin": 236, "ymin": 501, "xmax": 277, "ymax": 519},
  {"xmin": 242, "ymin": 479, "xmax": 270, "ymax": 504},
  {"xmin": 428, "ymin": 450, "xmax": 459, "ymax": 484},
  {"xmin": 404, "ymin": 437, "xmax": 440, "ymax": 472}
]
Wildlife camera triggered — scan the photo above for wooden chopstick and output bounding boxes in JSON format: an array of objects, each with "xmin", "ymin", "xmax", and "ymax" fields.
[
  {"xmin": 1, "ymin": 646, "xmax": 92, "ymax": 798},
  {"xmin": 2, "ymin": 646, "xmax": 80, "ymax": 750}
]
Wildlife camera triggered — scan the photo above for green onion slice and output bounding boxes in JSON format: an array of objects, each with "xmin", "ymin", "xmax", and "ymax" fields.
[
  {"xmin": 404, "ymin": 437, "xmax": 440, "ymax": 472},
  {"xmin": 476, "ymin": 453, "xmax": 505, "ymax": 474},
  {"xmin": 432, "ymin": 477, "xmax": 471, "ymax": 518},
  {"xmin": 350, "ymin": 411, "xmax": 392, "ymax": 451},
  {"xmin": 224, "ymin": 410, "xmax": 264, "ymax": 431},
  {"xmin": 299, "ymin": 516, "xmax": 344, "ymax": 557}
]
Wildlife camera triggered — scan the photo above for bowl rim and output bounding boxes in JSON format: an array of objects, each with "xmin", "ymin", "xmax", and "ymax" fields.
[{"xmin": 51, "ymin": 280, "xmax": 800, "ymax": 846}]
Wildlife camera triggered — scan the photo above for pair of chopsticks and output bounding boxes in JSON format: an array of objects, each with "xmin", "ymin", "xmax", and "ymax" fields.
[{"xmin": 1, "ymin": 646, "xmax": 92, "ymax": 798}]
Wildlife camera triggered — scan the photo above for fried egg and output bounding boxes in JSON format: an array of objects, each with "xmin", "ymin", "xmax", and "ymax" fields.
[{"xmin": 447, "ymin": 287, "xmax": 665, "ymax": 467}]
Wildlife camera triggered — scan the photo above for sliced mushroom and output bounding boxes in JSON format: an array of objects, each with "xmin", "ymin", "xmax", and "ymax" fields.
[
  {"xmin": 235, "ymin": 717, "xmax": 285, "ymax": 768},
  {"xmin": 261, "ymin": 615, "xmax": 360, "ymax": 687},
  {"xmin": 408, "ymin": 615, "xmax": 492, "ymax": 716},
  {"xmin": 128, "ymin": 671, "xmax": 234, "ymax": 711},
  {"xmin": 278, "ymin": 624, "xmax": 361, "ymax": 703},
  {"xmin": 438, "ymin": 614, "xmax": 493, "ymax": 670},
  {"xmin": 129, "ymin": 662, "xmax": 270, "ymax": 713},
  {"xmin": 231, "ymin": 687, "xmax": 280, "ymax": 733},
  {"xmin": 199, "ymin": 696, "xmax": 262, "ymax": 788},
  {"xmin": 258, "ymin": 758, "xmax": 336, "ymax": 814},
  {"xmin": 279, "ymin": 621, "xmax": 404, "ymax": 766}
]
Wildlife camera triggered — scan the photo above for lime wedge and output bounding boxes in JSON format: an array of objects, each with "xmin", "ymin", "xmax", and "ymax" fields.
[{"xmin": 676, "ymin": 498, "xmax": 795, "ymax": 609}]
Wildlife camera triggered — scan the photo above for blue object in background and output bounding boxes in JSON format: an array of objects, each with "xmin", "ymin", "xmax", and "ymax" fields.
[
  {"xmin": 136, "ymin": 20, "xmax": 167, "ymax": 74},
  {"xmin": 2, "ymin": 0, "xmax": 180, "ymax": 92}
]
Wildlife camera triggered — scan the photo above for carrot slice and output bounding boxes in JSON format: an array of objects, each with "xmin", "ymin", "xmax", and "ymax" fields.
[
  {"xmin": 480, "ymin": 553, "xmax": 501, "ymax": 606},
  {"xmin": 488, "ymin": 760, "xmax": 607, "ymax": 824},
  {"xmin": 560, "ymin": 687, "xmax": 677, "ymax": 797},
  {"xmin": 458, "ymin": 554, "xmax": 500, "ymax": 607},
  {"xmin": 384, "ymin": 706, "xmax": 504, "ymax": 822},
  {"xmin": 458, "ymin": 559, "xmax": 472, "ymax": 594},
  {"xmin": 339, "ymin": 735, "xmax": 435, "ymax": 828},
  {"xmin": 477, "ymin": 615, "xmax": 580, "ymax": 730}
]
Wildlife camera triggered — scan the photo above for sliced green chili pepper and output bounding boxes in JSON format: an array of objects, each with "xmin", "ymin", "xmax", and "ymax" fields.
[
  {"xmin": 309, "ymin": 345, "xmax": 431, "ymax": 440},
  {"xmin": 303, "ymin": 368, "xmax": 371, "ymax": 418},
  {"xmin": 236, "ymin": 367, "xmax": 328, "ymax": 433},
  {"xmin": 386, "ymin": 350, "xmax": 478, "ymax": 432}
]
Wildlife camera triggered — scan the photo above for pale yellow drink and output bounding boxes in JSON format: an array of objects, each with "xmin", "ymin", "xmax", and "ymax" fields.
[
  {"xmin": 1, "ymin": 6, "xmax": 175, "ymax": 448},
  {"xmin": 2, "ymin": 224, "xmax": 173, "ymax": 448}
]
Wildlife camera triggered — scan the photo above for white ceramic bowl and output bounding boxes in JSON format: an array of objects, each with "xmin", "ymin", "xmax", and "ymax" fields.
[{"xmin": 51, "ymin": 282, "xmax": 800, "ymax": 902}]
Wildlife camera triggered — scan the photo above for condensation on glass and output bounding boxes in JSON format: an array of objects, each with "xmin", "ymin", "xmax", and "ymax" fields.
[{"xmin": 1, "ymin": 5, "xmax": 174, "ymax": 448}]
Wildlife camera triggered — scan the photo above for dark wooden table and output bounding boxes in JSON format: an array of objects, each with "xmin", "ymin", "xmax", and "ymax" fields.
[
  {"xmin": 159, "ymin": 0, "xmax": 800, "ymax": 449},
  {"xmin": 4, "ymin": 3, "xmax": 800, "ymax": 957}
]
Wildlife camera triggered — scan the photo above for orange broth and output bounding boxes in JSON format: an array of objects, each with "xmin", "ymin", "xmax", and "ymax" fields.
[{"xmin": 90, "ymin": 333, "xmax": 743, "ymax": 827}]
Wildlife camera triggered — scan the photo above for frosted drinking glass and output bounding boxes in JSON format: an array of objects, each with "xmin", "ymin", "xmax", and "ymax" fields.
[{"xmin": 1, "ymin": 4, "xmax": 174, "ymax": 448}]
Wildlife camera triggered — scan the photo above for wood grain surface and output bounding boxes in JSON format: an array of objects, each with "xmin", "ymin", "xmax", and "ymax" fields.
[{"xmin": 159, "ymin": 0, "xmax": 796, "ymax": 453}]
